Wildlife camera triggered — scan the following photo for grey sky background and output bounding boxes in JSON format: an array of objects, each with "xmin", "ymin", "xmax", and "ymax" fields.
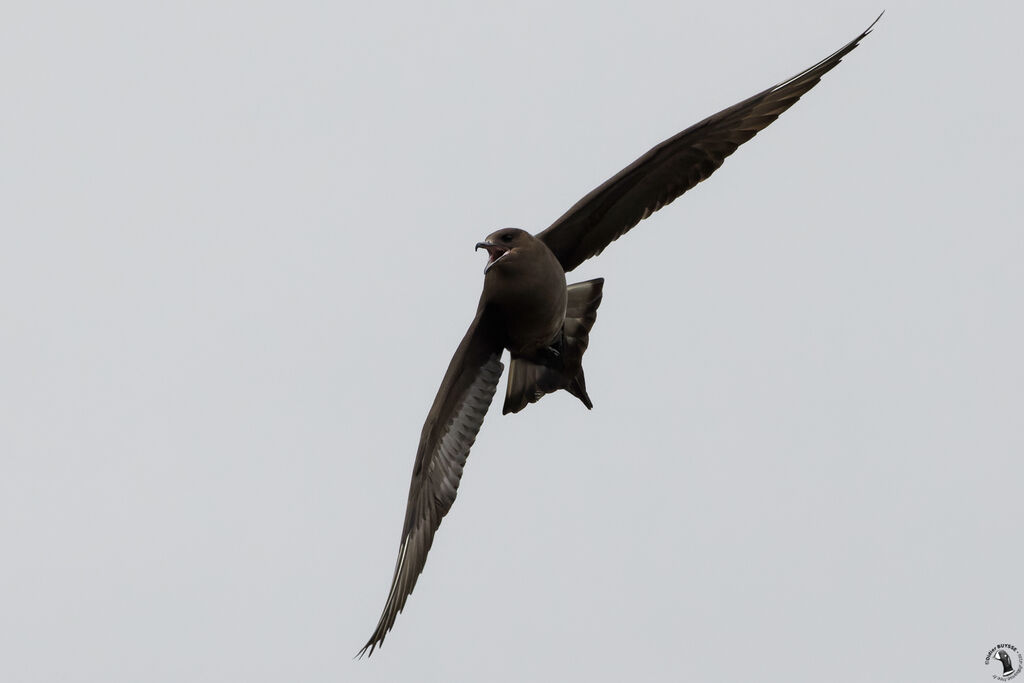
[{"xmin": 2, "ymin": 2, "xmax": 1022, "ymax": 681}]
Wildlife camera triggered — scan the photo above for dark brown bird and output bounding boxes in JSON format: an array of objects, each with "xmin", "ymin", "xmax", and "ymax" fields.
[{"xmin": 359, "ymin": 15, "xmax": 880, "ymax": 657}]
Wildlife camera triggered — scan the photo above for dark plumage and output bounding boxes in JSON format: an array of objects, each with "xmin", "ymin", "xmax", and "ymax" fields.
[
  {"xmin": 996, "ymin": 650, "xmax": 1016, "ymax": 676},
  {"xmin": 359, "ymin": 15, "xmax": 880, "ymax": 657}
]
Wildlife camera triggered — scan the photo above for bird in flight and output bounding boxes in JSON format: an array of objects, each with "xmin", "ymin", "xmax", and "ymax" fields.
[{"xmin": 359, "ymin": 15, "xmax": 880, "ymax": 657}]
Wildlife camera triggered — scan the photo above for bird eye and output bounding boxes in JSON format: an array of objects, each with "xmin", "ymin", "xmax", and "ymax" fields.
[{"xmin": 501, "ymin": 233, "xmax": 515, "ymax": 243}]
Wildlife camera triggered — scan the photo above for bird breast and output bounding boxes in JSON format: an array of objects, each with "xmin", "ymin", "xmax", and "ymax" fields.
[{"xmin": 483, "ymin": 247, "xmax": 567, "ymax": 355}]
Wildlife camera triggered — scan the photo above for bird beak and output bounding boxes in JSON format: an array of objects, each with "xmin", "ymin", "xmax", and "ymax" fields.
[{"xmin": 475, "ymin": 241, "xmax": 509, "ymax": 273}]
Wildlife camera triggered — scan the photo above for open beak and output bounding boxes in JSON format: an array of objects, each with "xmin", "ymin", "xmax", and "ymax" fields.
[{"xmin": 475, "ymin": 241, "xmax": 509, "ymax": 273}]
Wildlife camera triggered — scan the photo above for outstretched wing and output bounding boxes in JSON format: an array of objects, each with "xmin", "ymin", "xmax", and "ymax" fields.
[
  {"xmin": 359, "ymin": 306, "xmax": 504, "ymax": 657},
  {"xmin": 537, "ymin": 15, "xmax": 880, "ymax": 272}
]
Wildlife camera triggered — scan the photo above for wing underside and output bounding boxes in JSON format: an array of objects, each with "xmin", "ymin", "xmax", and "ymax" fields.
[
  {"xmin": 538, "ymin": 15, "xmax": 880, "ymax": 272},
  {"xmin": 359, "ymin": 308, "xmax": 504, "ymax": 657}
]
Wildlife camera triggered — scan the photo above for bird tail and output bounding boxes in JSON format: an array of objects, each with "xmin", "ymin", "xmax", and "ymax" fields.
[{"xmin": 502, "ymin": 278, "xmax": 604, "ymax": 414}]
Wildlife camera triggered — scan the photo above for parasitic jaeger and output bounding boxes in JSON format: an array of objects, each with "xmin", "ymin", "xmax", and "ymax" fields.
[{"xmin": 359, "ymin": 14, "xmax": 881, "ymax": 657}]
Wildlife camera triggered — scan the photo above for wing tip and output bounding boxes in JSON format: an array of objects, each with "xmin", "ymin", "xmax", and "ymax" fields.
[
  {"xmin": 355, "ymin": 623, "xmax": 386, "ymax": 659},
  {"xmin": 768, "ymin": 12, "xmax": 881, "ymax": 101},
  {"xmin": 855, "ymin": 11, "xmax": 885, "ymax": 49},
  {"xmin": 867, "ymin": 10, "xmax": 885, "ymax": 35},
  {"xmin": 356, "ymin": 635, "xmax": 383, "ymax": 659},
  {"xmin": 357, "ymin": 610, "xmax": 398, "ymax": 659}
]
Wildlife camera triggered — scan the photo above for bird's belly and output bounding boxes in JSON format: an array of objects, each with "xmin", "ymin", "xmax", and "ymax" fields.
[{"xmin": 499, "ymin": 285, "xmax": 567, "ymax": 355}]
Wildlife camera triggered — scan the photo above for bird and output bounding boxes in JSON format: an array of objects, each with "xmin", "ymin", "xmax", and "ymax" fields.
[
  {"xmin": 359, "ymin": 14, "xmax": 881, "ymax": 657},
  {"xmin": 995, "ymin": 649, "xmax": 1016, "ymax": 676}
]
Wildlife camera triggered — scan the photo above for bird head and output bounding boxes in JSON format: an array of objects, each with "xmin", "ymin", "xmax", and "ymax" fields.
[{"xmin": 475, "ymin": 228, "xmax": 532, "ymax": 274}]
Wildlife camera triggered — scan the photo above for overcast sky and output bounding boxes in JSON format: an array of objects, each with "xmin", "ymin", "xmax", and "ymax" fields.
[{"xmin": 2, "ymin": 2, "xmax": 1022, "ymax": 682}]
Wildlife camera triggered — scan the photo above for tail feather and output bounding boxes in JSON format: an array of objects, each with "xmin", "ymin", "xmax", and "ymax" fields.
[
  {"xmin": 502, "ymin": 278, "xmax": 604, "ymax": 414},
  {"xmin": 566, "ymin": 367, "xmax": 593, "ymax": 409},
  {"xmin": 503, "ymin": 357, "xmax": 561, "ymax": 414}
]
